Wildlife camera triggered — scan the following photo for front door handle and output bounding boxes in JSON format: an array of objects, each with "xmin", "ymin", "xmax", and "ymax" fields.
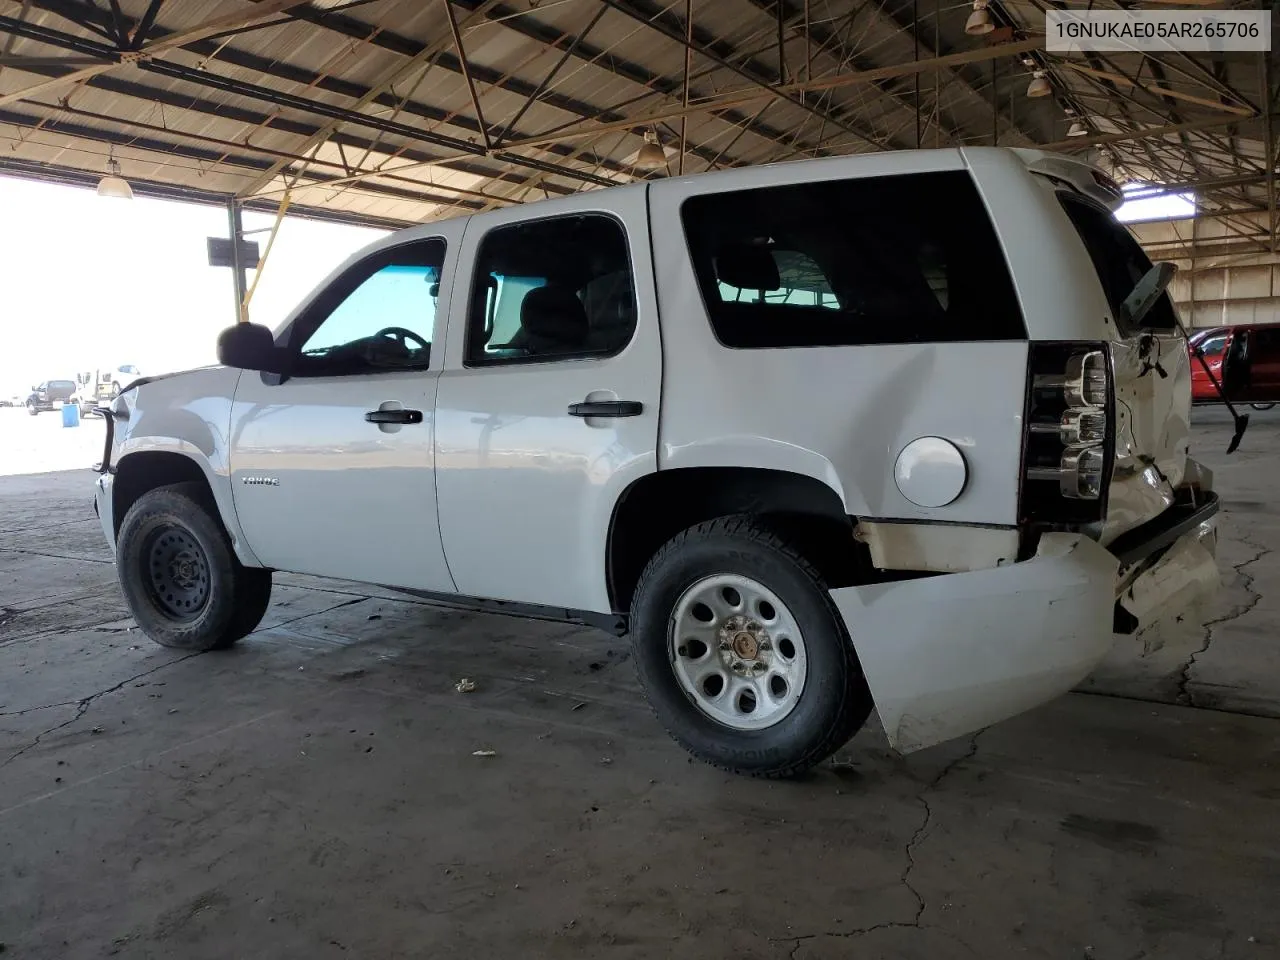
[
  {"xmin": 365, "ymin": 408, "xmax": 423, "ymax": 424},
  {"xmin": 568, "ymin": 400, "xmax": 643, "ymax": 418}
]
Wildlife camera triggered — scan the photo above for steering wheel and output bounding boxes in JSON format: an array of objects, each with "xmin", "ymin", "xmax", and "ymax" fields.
[{"xmin": 374, "ymin": 326, "xmax": 430, "ymax": 351}]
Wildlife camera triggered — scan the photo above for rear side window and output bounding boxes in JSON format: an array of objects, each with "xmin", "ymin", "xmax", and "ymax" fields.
[
  {"xmin": 465, "ymin": 214, "xmax": 636, "ymax": 366},
  {"xmin": 679, "ymin": 170, "xmax": 1025, "ymax": 349},
  {"xmin": 1059, "ymin": 194, "xmax": 1176, "ymax": 334}
]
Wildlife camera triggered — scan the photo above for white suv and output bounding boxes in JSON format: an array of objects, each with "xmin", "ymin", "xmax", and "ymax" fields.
[{"xmin": 93, "ymin": 148, "xmax": 1219, "ymax": 778}]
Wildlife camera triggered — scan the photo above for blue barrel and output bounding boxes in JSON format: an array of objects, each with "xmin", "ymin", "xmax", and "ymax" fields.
[{"xmin": 62, "ymin": 402, "xmax": 80, "ymax": 428}]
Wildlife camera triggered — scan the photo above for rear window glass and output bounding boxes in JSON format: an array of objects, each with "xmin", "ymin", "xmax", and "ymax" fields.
[
  {"xmin": 679, "ymin": 170, "xmax": 1026, "ymax": 349},
  {"xmin": 1059, "ymin": 194, "xmax": 1176, "ymax": 334}
]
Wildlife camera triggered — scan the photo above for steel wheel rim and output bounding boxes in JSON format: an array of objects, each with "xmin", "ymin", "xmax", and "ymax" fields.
[
  {"xmin": 668, "ymin": 573, "xmax": 808, "ymax": 731},
  {"xmin": 144, "ymin": 526, "xmax": 211, "ymax": 621}
]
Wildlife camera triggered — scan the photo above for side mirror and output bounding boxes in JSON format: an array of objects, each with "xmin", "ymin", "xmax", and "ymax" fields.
[
  {"xmin": 1121, "ymin": 261, "xmax": 1176, "ymax": 328},
  {"xmin": 217, "ymin": 322, "xmax": 285, "ymax": 374}
]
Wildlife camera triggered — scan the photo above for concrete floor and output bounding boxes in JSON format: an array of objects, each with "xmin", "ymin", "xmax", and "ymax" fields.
[{"xmin": 2, "ymin": 408, "xmax": 1279, "ymax": 959}]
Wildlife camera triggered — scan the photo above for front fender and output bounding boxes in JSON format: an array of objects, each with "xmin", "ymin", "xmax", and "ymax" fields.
[
  {"xmin": 114, "ymin": 439, "xmax": 262, "ymax": 569},
  {"xmin": 113, "ymin": 367, "xmax": 259, "ymax": 567}
]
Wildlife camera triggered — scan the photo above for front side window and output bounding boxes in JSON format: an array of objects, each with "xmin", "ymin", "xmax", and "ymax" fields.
[
  {"xmin": 680, "ymin": 170, "xmax": 1026, "ymax": 349},
  {"xmin": 1059, "ymin": 195, "xmax": 1176, "ymax": 334},
  {"xmin": 291, "ymin": 239, "xmax": 445, "ymax": 377},
  {"xmin": 465, "ymin": 214, "xmax": 636, "ymax": 365}
]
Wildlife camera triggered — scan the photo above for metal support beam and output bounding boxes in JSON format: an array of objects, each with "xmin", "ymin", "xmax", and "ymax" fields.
[
  {"xmin": 679, "ymin": 0, "xmax": 692, "ymax": 175},
  {"xmin": 496, "ymin": 3, "xmax": 605, "ymax": 148},
  {"xmin": 227, "ymin": 200, "xmax": 248, "ymax": 323},
  {"xmin": 237, "ymin": 0, "xmax": 507, "ymax": 198},
  {"xmin": 441, "ymin": 0, "xmax": 491, "ymax": 152},
  {"xmin": 1059, "ymin": 61, "xmax": 1253, "ymax": 117},
  {"xmin": 0, "ymin": 13, "xmax": 624, "ymax": 192},
  {"xmin": 0, "ymin": 0, "xmax": 313, "ymax": 107},
  {"xmin": 596, "ymin": 0, "xmax": 889, "ymax": 151},
  {"xmin": 503, "ymin": 38, "xmax": 1042, "ymax": 152},
  {"xmin": 1041, "ymin": 115, "xmax": 1253, "ymax": 153},
  {"xmin": 129, "ymin": 0, "xmax": 166, "ymax": 49}
]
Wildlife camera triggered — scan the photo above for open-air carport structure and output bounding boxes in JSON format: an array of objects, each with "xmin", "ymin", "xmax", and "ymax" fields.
[{"xmin": 0, "ymin": 0, "xmax": 1277, "ymax": 318}]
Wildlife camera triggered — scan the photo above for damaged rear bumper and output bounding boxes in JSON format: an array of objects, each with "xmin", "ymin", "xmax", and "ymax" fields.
[{"xmin": 832, "ymin": 488, "xmax": 1220, "ymax": 754}]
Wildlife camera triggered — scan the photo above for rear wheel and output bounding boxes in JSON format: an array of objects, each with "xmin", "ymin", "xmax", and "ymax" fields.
[
  {"xmin": 630, "ymin": 516, "xmax": 873, "ymax": 779},
  {"xmin": 1250, "ymin": 402, "xmax": 1276, "ymax": 411},
  {"xmin": 116, "ymin": 482, "xmax": 272, "ymax": 650}
]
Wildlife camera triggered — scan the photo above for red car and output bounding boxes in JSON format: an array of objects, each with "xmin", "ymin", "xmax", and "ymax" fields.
[{"xmin": 1188, "ymin": 323, "xmax": 1280, "ymax": 409}]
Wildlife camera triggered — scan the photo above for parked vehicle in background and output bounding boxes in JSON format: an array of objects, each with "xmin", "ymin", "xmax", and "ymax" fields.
[
  {"xmin": 77, "ymin": 365, "xmax": 144, "ymax": 412},
  {"xmin": 1189, "ymin": 323, "xmax": 1280, "ymax": 410},
  {"xmin": 26, "ymin": 380, "xmax": 77, "ymax": 415},
  {"xmin": 94, "ymin": 147, "xmax": 1220, "ymax": 778}
]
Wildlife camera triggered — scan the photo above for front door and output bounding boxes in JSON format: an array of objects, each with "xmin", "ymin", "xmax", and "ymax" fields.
[
  {"xmin": 229, "ymin": 229, "xmax": 460, "ymax": 592},
  {"xmin": 433, "ymin": 188, "xmax": 662, "ymax": 613}
]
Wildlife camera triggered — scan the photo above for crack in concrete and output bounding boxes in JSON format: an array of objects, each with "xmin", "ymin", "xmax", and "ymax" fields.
[
  {"xmin": 1177, "ymin": 544, "xmax": 1271, "ymax": 707},
  {"xmin": 0, "ymin": 546, "xmax": 113, "ymax": 565},
  {"xmin": 770, "ymin": 732, "xmax": 985, "ymax": 955},
  {"xmin": 0, "ymin": 653, "xmax": 198, "ymax": 768}
]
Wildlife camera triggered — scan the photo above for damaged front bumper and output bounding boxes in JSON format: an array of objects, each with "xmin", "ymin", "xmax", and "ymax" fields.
[{"xmin": 831, "ymin": 484, "xmax": 1220, "ymax": 754}]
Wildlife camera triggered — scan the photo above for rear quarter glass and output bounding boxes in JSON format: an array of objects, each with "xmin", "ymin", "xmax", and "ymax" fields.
[{"xmin": 678, "ymin": 169, "xmax": 1027, "ymax": 349}]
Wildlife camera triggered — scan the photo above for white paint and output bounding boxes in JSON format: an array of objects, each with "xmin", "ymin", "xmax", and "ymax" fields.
[
  {"xmin": 432, "ymin": 185, "xmax": 661, "ymax": 612},
  {"xmin": 855, "ymin": 521, "xmax": 1019, "ymax": 573},
  {"xmin": 893, "ymin": 437, "xmax": 967, "ymax": 508},
  {"xmin": 96, "ymin": 146, "xmax": 1218, "ymax": 759},
  {"xmin": 831, "ymin": 532, "xmax": 1119, "ymax": 753}
]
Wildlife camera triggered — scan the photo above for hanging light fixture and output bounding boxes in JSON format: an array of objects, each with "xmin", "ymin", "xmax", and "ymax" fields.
[
  {"xmin": 965, "ymin": 0, "xmax": 994, "ymax": 36},
  {"xmin": 1067, "ymin": 121, "xmax": 1088, "ymax": 137},
  {"xmin": 1026, "ymin": 70, "xmax": 1051, "ymax": 98},
  {"xmin": 633, "ymin": 129, "xmax": 669, "ymax": 171},
  {"xmin": 96, "ymin": 157, "xmax": 133, "ymax": 199}
]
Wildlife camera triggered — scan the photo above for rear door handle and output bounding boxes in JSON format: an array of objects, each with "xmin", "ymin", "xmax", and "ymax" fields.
[
  {"xmin": 365, "ymin": 408, "xmax": 423, "ymax": 424},
  {"xmin": 568, "ymin": 400, "xmax": 644, "ymax": 418}
]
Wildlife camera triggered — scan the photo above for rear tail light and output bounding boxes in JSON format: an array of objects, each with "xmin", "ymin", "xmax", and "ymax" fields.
[{"xmin": 1021, "ymin": 343, "xmax": 1114, "ymax": 523}]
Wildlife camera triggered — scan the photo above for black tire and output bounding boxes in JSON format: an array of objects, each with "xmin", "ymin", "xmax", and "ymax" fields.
[
  {"xmin": 116, "ymin": 481, "xmax": 272, "ymax": 651},
  {"xmin": 630, "ymin": 515, "xmax": 873, "ymax": 779},
  {"xmin": 1250, "ymin": 402, "xmax": 1276, "ymax": 411},
  {"xmin": 27, "ymin": 403, "xmax": 37, "ymax": 416}
]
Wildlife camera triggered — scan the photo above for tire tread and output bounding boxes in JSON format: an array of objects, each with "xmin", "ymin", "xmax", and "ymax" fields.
[{"xmin": 632, "ymin": 514, "xmax": 871, "ymax": 779}]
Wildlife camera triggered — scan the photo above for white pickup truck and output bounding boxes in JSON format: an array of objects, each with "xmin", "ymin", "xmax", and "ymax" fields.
[{"xmin": 94, "ymin": 147, "xmax": 1220, "ymax": 778}]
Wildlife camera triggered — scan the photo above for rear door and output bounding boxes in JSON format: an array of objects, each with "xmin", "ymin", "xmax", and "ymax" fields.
[
  {"xmin": 1248, "ymin": 326, "xmax": 1280, "ymax": 402},
  {"xmin": 1058, "ymin": 194, "xmax": 1193, "ymax": 541},
  {"xmin": 433, "ymin": 188, "xmax": 661, "ymax": 614}
]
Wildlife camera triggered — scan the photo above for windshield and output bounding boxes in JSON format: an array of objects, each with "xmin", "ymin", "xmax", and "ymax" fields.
[{"xmin": 50, "ymin": 380, "xmax": 75, "ymax": 390}]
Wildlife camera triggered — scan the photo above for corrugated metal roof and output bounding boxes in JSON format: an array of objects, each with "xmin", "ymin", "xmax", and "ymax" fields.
[{"xmin": 0, "ymin": 0, "xmax": 1272, "ymax": 250}]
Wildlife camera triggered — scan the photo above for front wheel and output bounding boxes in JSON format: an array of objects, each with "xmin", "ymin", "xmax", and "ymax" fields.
[
  {"xmin": 630, "ymin": 516, "xmax": 873, "ymax": 779},
  {"xmin": 26, "ymin": 403, "xmax": 37, "ymax": 416},
  {"xmin": 116, "ymin": 482, "xmax": 272, "ymax": 651}
]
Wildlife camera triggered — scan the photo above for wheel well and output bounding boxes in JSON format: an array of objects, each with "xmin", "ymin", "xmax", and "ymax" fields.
[
  {"xmin": 606, "ymin": 468, "xmax": 868, "ymax": 613},
  {"xmin": 112, "ymin": 452, "xmax": 210, "ymax": 536}
]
